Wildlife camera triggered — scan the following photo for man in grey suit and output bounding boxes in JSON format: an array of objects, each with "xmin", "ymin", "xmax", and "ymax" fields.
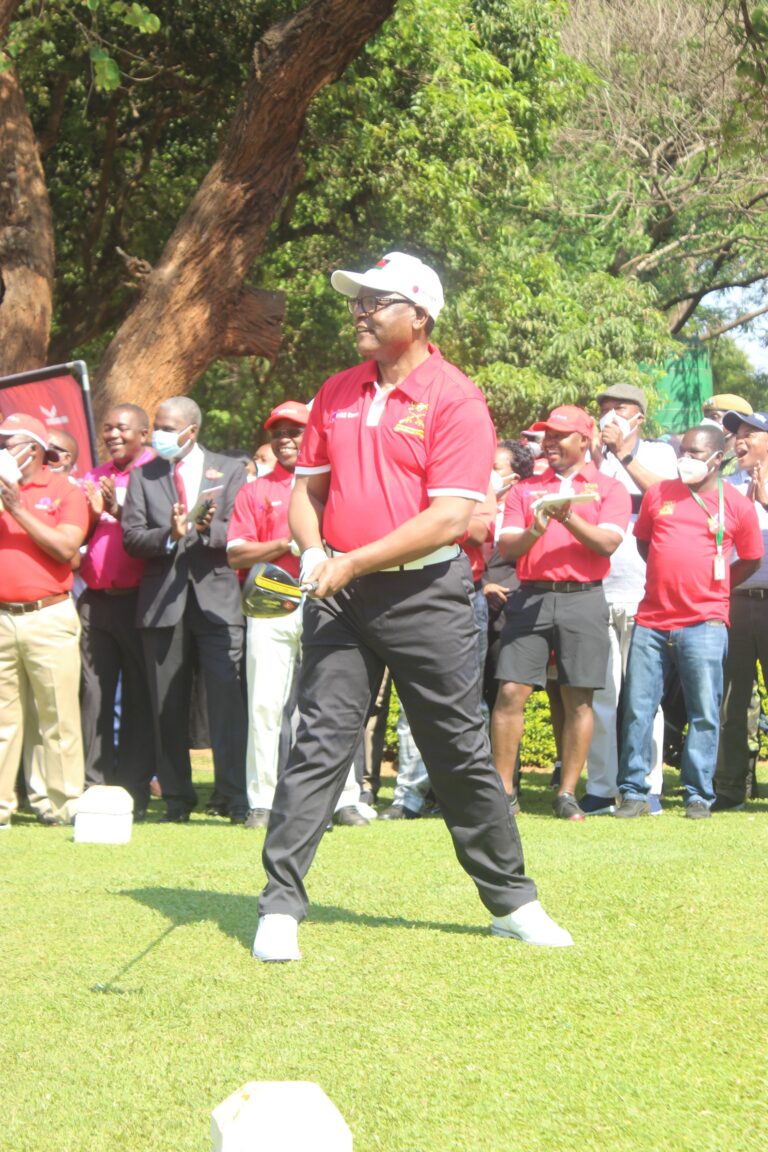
[{"xmin": 122, "ymin": 396, "xmax": 249, "ymax": 823}]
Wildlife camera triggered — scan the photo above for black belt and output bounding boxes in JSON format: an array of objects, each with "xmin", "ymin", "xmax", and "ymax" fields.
[
  {"xmin": 0, "ymin": 592, "xmax": 70, "ymax": 614},
  {"xmin": 521, "ymin": 580, "xmax": 603, "ymax": 594},
  {"xmin": 95, "ymin": 587, "xmax": 137, "ymax": 597},
  {"xmin": 733, "ymin": 588, "xmax": 768, "ymax": 599}
]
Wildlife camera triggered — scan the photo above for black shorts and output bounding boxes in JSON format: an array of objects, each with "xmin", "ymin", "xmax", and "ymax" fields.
[{"xmin": 496, "ymin": 585, "xmax": 609, "ymax": 690}]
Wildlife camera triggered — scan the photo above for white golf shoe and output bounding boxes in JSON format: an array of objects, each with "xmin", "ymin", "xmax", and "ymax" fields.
[
  {"xmin": 252, "ymin": 914, "xmax": 301, "ymax": 962},
  {"xmin": 491, "ymin": 900, "xmax": 573, "ymax": 948}
]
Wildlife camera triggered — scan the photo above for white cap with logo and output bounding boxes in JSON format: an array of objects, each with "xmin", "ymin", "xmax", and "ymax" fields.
[{"xmin": 331, "ymin": 251, "xmax": 444, "ymax": 321}]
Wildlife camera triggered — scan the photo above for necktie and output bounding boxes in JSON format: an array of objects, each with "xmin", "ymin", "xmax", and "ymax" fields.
[{"xmin": 173, "ymin": 461, "xmax": 187, "ymax": 512}]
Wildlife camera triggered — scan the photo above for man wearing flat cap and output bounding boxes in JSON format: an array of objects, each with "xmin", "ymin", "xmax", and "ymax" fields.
[
  {"xmin": 253, "ymin": 251, "xmax": 572, "ymax": 961},
  {"xmin": 580, "ymin": 384, "xmax": 678, "ymax": 815},
  {"xmin": 0, "ymin": 413, "xmax": 89, "ymax": 827}
]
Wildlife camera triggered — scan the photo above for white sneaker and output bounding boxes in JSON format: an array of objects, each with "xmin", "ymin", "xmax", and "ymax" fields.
[
  {"xmin": 252, "ymin": 914, "xmax": 301, "ymax": 962},
  {"xmin": 491, "ymin": 900, "xmax": 573, "ymax": 947}
]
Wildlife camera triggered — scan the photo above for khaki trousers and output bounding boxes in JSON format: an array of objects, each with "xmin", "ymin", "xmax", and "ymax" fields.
[{"xmin": 0, "ymin": 597, "xmax": 84, "ymax": 822}]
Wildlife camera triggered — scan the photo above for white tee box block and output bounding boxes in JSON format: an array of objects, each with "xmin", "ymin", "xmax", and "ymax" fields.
[
  {"xmin": 211, "ymin": 1081, "xmax": 353, "ymax": 1152},
  {"xmin": 74, "ymin": 786, "xmax": 133, "ymax": 844}
]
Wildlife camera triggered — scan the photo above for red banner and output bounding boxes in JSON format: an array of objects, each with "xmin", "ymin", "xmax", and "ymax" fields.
[{"xmin": 0, "ymin": 374, "xmax": 94, "ymax": 477}]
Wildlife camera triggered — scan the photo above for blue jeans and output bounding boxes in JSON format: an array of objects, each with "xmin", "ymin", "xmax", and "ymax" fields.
[{"xmin": 618, "ymin": 621, "xmax": 728, "ymax": 806}]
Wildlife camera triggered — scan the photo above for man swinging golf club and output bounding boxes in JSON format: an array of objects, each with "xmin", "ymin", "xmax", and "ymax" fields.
[{"xmin": 252, "ymin": 251, "xmax": 573, "ymax": 960}]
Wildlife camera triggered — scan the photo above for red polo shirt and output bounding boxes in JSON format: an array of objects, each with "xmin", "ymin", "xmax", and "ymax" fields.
[
  {"xmin": 634, "ymin": 478, "xmax": 763, "ymax": 629},
  {"xmin": 500, "ymin": 462, "xmax": 631, "ymax": 582},
  {"xmin": 0, "ymin": 468, "xmax": 89, "ymax": 600},
  {"xmin": 79, "ymin": 448, "xmax": 154, "ymax": 590},
  {"xmin": 227, "ymin": 463, "xmax": 299, "ymax": 578},
  {"xmin": 296, "ymin": 345, "xmax": 495, "ymax": 553}
]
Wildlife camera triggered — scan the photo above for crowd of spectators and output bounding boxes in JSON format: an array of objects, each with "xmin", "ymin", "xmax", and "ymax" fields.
[{"xmin": 0, "ymin": 378, "xmax": 766, "ymax": 832}]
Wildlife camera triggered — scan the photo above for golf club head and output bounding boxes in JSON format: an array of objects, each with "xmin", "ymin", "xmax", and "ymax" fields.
[{"xmin": 241, "ymin": 562, "xmax": 303, "ymax": 619}]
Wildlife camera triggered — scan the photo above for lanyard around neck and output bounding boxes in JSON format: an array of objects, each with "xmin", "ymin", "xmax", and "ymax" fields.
[{"xmin": 686, "ymin": 476, "xmax": 724, "ymax": 553}]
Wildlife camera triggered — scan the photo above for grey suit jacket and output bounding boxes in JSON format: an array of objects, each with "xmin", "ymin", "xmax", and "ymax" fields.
[{"xmin": 122, "ymin": 448, "xmax": 247, "ymax": 628}]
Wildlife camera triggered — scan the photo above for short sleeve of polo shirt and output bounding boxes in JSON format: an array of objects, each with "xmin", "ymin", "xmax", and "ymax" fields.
[
  {"xmin": 500, "ymin": 481, "xmax": 528, "ymax": 533},
  {"xmin": 633, "ymin": 483, "xmax": 660, "ymax": 542},
  {"xmin": 296, "ymin": 384, "xmax": 334, "ymax": 475},
  {"xmin": 57, "ymin": 476, "xmax": 89, "ymax": 531},
  {"xmin": 228, "ymin": 483, "xmax": 262, "ymax": 543},
  {"xmin": 424, "ymin": 391, "xmax": 496, "ymax": 502}
]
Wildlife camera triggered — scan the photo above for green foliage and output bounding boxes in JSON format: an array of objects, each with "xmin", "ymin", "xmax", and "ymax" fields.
[
  {"xmin": 520, "ymin": 688, "xmax": 557, "ymax": 767},
  {"xmin": 709, "ymin": 333, "xmax": 768, "ymax": 412}
]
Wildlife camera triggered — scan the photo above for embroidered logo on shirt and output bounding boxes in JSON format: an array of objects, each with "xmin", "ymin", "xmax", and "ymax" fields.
[
  {"xmin": 331, "ymin": 410, "xmax": 360, "ymax": 421},
  {"xmin": 393, "ymin": 402, "xmax": 428, "ymax": 440},
  {"xmin": 34, "ymin": 497, "xmax": 61, "ymax": 512},
  {"xmin": 659, "ymin": 501, "xmax": 676, "ymax": 515}
]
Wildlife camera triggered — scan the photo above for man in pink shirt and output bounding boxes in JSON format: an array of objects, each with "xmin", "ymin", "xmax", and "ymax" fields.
[{"xmin": 79, "ymin": 404, "xmax": 156, "ymax": 818}]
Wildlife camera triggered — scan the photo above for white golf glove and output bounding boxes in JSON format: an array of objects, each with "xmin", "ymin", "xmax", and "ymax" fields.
[{"xmin": 300, "ymin": 547, "xmax": 327, "ymax": 584}]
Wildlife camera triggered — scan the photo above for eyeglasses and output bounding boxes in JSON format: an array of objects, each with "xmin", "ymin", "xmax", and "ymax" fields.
[
  {"xmin": 270, "ymin": 427, "xmax": 305, "ymax": 439},
  {"xmin": 48, "ymin": 445, "xmax": 71, "ymax": 455},
  {"xmin": 347, "ymin": 295, "xmax": 413, "ymax": 317}
]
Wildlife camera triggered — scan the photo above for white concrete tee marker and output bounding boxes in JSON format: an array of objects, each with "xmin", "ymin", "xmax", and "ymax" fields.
[{"xmin": 211, "ymin": 1081, "xmax": 353, "ymax": 1151}]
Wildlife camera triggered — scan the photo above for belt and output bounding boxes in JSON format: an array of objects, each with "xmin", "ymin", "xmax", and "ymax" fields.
[
  {"xmin": 521, "ymin": 580, "xmax": 603, "ymax": 593},
  {"xmin": 733, "ymin": 587, "xmax": 768, "ymax": 599},
  {"xmin": 330, "ymin": 544, "xmax": 461, "ymax": 572},
  {"xmin": 0, "ymin": 592, "xmax": 70, "ymax": 615},
  {"xmin": 97, "ymin": 587, "xmax": 137, "ymax": 597}
]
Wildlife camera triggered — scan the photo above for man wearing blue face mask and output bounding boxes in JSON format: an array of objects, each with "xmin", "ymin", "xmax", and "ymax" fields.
[
  {"xmin": 615, "ymin": 425, "xmax": 763, "ymax": 819},
  {"xmin": 581, "ymin": 384, "xmax": 678, "ymax": 815},
  {"xmin": 122, "ymin": 396, "xmax": 249, "ymax": 823}
]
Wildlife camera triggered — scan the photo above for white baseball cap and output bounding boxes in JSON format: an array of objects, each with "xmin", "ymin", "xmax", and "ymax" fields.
[{"xmin": 331, "ymin": 251, "xmax": 444, "ymax": 321}]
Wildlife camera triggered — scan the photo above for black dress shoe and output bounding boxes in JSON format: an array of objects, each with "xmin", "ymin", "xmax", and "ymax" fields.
[
  {"xmin": 205, "ymin": 803, "xmax": 229, "ymax": 817},
  {"xmin": 228, "ymin": 808, "xmax": 249, "ymax": 825},
  {"xmin": 36, "ymin": 811, "xmax": 64, "ymax": 827},
  {"xmin": 379, "ymin": 804, "xmax": 405, "ymax": 820},
  {"xmin": 160, "ymin": 810, "xmax": 191, "ymax": 823},
  {"xmin": 333, "ymin": 806, "xmax": 369, "ymax": 827},
  {"xmin": 133, "ymin": 809, "xmax": 147, "ymax": 823},
  {"xmin": 245, "ymin": 808, "xmax": 270, "ymax": 829}
]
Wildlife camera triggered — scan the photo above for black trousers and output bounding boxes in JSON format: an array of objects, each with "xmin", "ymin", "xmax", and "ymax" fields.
[
  {"xmin": 79, "ymin": 588, "xmax": 155, "ymax": 808},
  {"xmin": 260, "ymin": 556, "xmax": 537, "ymax": 921},
  {"xmin": 140, "ymin": 588, "xmax": 248, "ymax": 815}
]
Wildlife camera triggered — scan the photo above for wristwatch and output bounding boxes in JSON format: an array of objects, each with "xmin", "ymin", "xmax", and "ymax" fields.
[{"xmin": 619, "ymin": 453, "xmax": 634, "ymax": 467}]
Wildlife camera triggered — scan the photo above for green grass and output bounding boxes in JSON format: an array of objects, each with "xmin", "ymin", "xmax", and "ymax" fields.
[{"xmin": 3, "ymin": 763, "xmax": 768, "ymax": 1152}]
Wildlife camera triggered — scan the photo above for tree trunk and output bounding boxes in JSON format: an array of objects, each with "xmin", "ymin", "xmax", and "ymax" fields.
[
  {"xmin": 94, "ymin": 0, "xmax": 397, "ymax": 424},
  {"xmin": 0, "ymin": 62, "xmax": 54, "ymax": 374}
]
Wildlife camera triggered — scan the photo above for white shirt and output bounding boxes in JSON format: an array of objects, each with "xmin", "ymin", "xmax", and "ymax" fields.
[{"xmin": 599, "ymin": 439, "xmax": 679, "ymax": 604}]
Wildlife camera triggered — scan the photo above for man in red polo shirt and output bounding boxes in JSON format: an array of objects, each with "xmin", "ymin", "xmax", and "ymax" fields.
[
  {"xmin": 227, "ymin": 401, "xmax": 364, "ymax": 828},
  {"xmin": 79, "ymin": 403, "xmax": 156, "ymax": 818},
  {"xmin": 492, "ymin": 405, "xmax": 631, "ymax": 821},
  {"xmin": 615, "ymin": 424, "xmax": 763, "ymax": 818},
  {"xmin": 0, "ymin": 413, "xmax": 89, "ymax": 827},
  {"xmin": 252, "ymin": 251, "xmax": 572, "ymax": 961}
]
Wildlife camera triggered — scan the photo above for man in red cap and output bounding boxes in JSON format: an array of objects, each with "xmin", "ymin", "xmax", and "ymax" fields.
[
  {"xmin": 492, "ymin": 405, "xmax": 631, "ymax": 821},
  {"xmin": 227, "ymin": 402, "xmax": 365, "ymax": 828},
  {"xmin": 0, "ymin": 413, "xmax": 89, "ymax": 827}
]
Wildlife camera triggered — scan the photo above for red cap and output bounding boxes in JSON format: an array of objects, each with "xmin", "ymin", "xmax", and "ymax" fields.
[
  {"xmin": 263, "ymin": 402, "xmax": 310, "ymax": 430},
  {"xmin": 0, "ymin": 412, "xmax": 49, "ymax": 449},
  {"xmin": 531, "ymin": 405, "xmax": 594, "ymax": 439}
]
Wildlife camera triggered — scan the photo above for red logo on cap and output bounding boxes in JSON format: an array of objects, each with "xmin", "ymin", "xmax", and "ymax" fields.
[{"xmin": 376, "ymin": 259, "xmax": 390, "ymax": 268}]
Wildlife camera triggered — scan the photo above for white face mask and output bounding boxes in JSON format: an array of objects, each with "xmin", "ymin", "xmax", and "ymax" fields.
[
  {"xmin": 599, "ymin": 410, "xmax": 634, "ymax": 437},
  {"xmin": 152, "ymin": 425, "xmax": 191, "ymax": 461},
  {"xmin": 0, "ymin": 447, "xmax": 23, "ymax": 484},
  {"xmin": 255, "ymin": 461, "xmax": 273, "ymax": 477},
  {"xmin": 677, "ymin": 453, "xmax": 715, "ymax": 485}
]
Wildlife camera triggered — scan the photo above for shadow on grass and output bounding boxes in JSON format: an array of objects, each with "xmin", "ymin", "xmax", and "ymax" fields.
[{"xmin": 119, "ymin": 887, "xmax": 486, "ymax": 957}]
